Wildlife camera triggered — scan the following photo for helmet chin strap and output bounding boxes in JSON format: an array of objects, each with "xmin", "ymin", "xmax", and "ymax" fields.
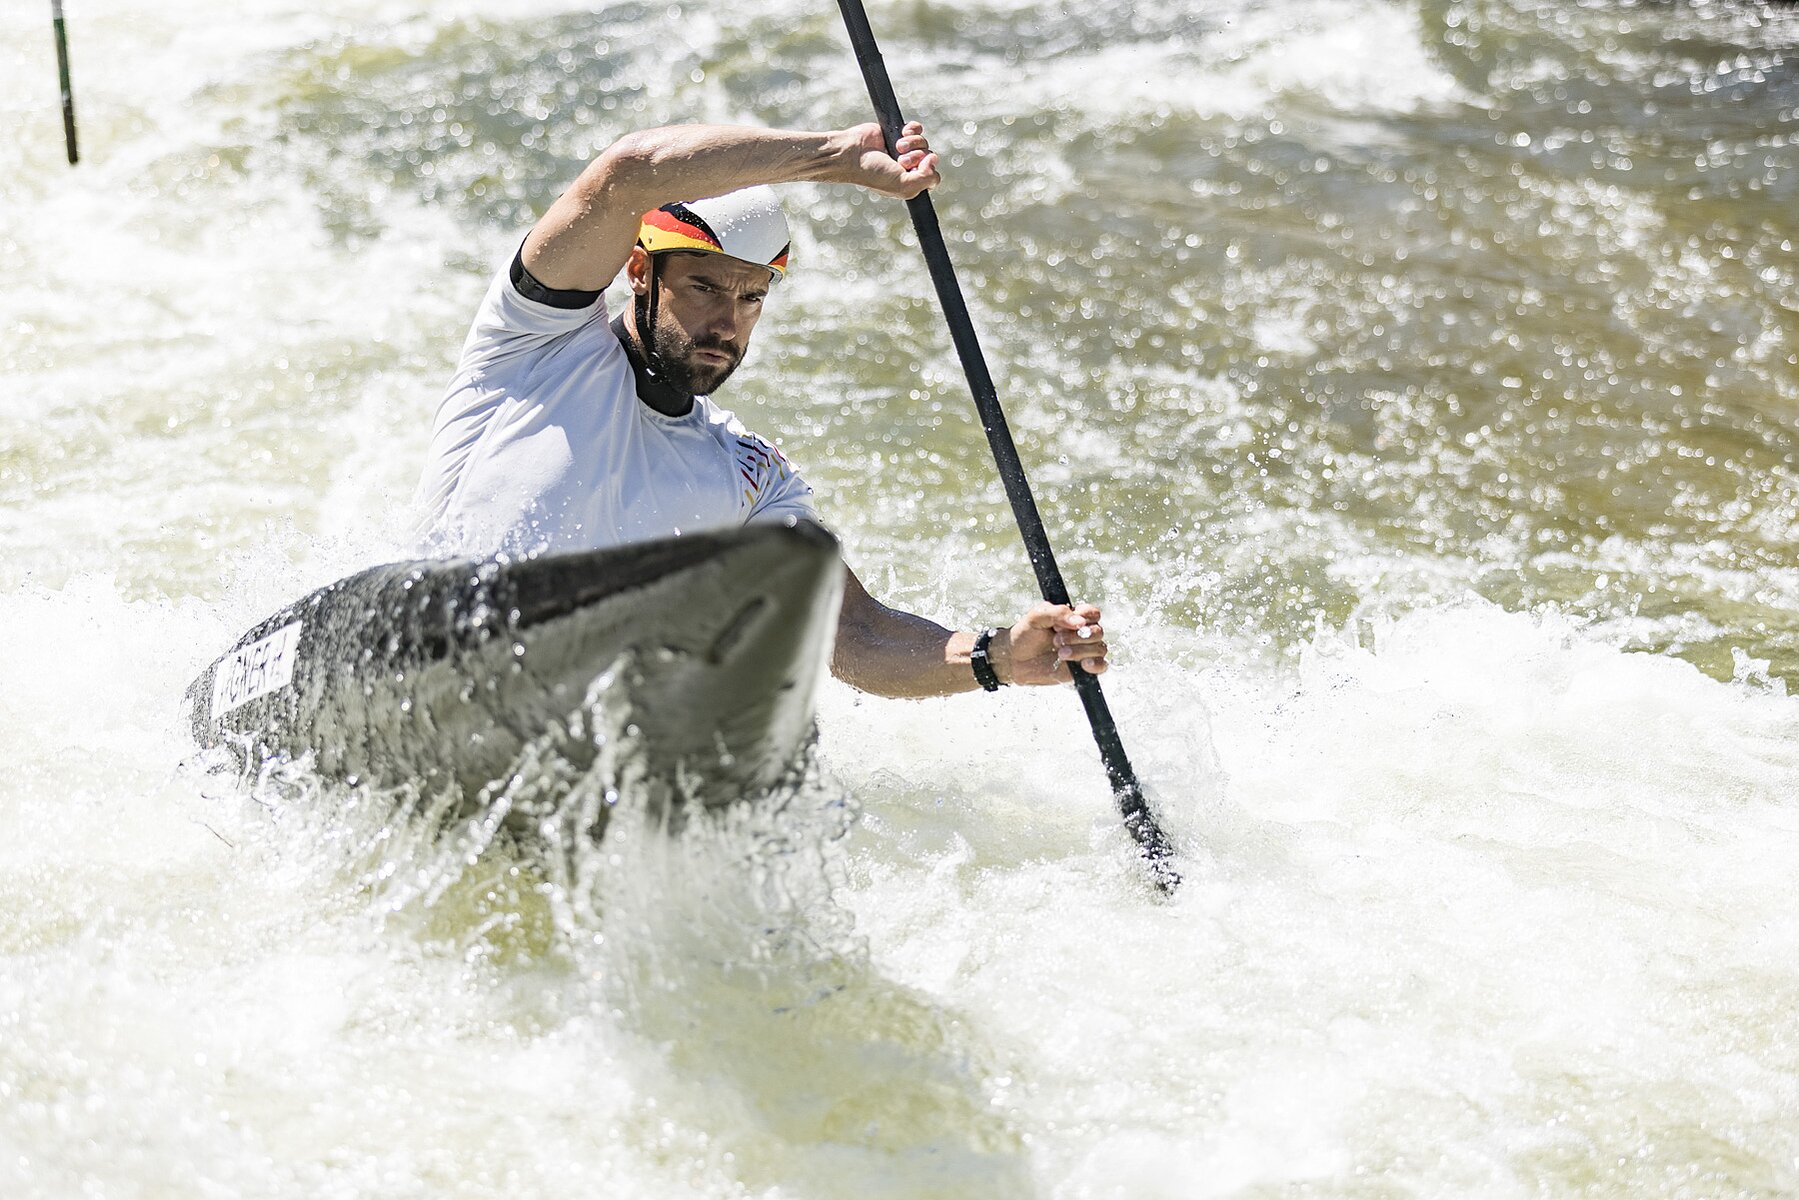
[
  {"xmin": 633, "ymin": 250, "xmax": 673, "ymax": 385},
  {"xmin": 622, "ymin": 251, "xmax": 698, "ymax": 416}
]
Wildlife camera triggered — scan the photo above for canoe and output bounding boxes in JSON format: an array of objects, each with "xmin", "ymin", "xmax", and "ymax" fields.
[{"xmin": 184, "ymin": 520, "xmax": 845, "ymax": 831}]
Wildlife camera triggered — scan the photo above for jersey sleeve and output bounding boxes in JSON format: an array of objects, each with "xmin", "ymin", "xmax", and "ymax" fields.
[
  {"xmin": 419, "ymin": 249, "xmax": 617, "ymax": 544},
  {"xmin": 730, "ymin": 424, "xmax": 820, "ymax": 528},
  {"xmin": 749, "ymin": 461, "xmax": 820, "ymax": 528},
  {"xmin": 456, "ymin": 248, "xmax": 610, "ymax": 375}
]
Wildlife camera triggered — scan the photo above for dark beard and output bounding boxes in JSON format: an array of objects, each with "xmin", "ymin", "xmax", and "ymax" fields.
[{"xmin": 648, "ymin": 317, "xmax": 742, "ymax": 397}]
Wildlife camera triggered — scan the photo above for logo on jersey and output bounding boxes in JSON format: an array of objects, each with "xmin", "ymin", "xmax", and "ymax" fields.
[{"xmin": 736, "ymin": 434, "xmax": 800, "ymax": 509}]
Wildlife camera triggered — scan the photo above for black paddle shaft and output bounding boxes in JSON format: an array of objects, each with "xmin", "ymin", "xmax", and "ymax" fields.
[{"xmin": 832, "ymin": 0, "xmax": 1179, "ymax": 894}]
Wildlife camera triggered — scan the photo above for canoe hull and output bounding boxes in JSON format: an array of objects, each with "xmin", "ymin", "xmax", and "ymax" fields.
[{"xmin": 184, "ymin": 521, "xmax": 845, "ymax": 823}]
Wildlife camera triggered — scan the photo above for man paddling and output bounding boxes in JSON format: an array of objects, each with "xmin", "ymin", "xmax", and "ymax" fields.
[{"xmin": 416, "ymin": 121, "xmax": 1109, "ymax": 698}]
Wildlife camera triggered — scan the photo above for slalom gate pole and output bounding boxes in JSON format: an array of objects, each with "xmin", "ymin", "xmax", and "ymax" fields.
[{"xmin": 52, "ymin": 0, "xmax": 78, "ymax": 165}]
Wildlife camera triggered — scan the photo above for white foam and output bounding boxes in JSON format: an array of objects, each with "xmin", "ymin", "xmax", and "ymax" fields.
[
  {"xmin": 6, "ymin": 0, "xmax": 1799, "ymax": 1193},
  {"xmin": 824, "ymin": 599, "xmax": 1799, "ymax": 1193},
  {"xmin": 969, "ymin": 0, "xmax": 1466, "ymax": 125}
]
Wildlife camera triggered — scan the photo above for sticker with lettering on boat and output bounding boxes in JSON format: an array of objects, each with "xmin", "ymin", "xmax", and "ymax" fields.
[{"xmin": 210, "ymin": 621, "xmax": 303, "ymax": 720}]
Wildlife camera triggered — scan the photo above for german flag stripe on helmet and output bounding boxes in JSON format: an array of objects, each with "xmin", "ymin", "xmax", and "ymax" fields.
[
  {"xmin": 639, "ymin": 204, "xmax": 723, "ymax": 254},
  {"xmin": 636, "ymin": 194, "xmax": 790, "ymax": 277}
]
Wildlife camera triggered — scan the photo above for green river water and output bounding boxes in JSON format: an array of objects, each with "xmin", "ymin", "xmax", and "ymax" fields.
[{"xmin": 3, "ymin": 1, "xmax": 1799, "ymax": 1196}]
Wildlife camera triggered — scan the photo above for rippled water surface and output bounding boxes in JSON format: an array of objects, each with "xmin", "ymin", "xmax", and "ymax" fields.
[{"xmin": 4, "ymin": 1, "xmax": 1798, "ymax": 1196}]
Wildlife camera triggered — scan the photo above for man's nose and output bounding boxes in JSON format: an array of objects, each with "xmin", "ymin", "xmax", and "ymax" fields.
[{"xmin": 706, "ymin": 299, "xmax": 750, "ymax": 342}]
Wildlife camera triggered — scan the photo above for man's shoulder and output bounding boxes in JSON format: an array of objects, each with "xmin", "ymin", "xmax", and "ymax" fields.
[
  {"xmin": 696, "ymin": 398, "xmax": 777, "ymax": 449},
  {"xmin": 458, "ymin": 254, "xmax": 618, "ymax": 374},
  {"xmin": 698, "ymin": 400, "xmax": 807, "ymax": 488},
  {"xmin": 434, "ymin": 275, "xmax": 631, "ymax": 441}
]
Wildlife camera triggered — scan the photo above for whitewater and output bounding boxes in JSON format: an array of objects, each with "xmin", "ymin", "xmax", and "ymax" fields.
[{"xmin": 4, "ymin": 0, "xmax": 1798, "ymax": 1195}]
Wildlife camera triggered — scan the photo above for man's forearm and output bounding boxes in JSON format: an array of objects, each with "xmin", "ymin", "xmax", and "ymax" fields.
[
  {"xmin": 833, "ymin": 568, "xmax": 1012, "ymax": 698},
  {"xmin": 599, "ymin": 124, "xmax": 854, "ymax": 202},
  {"xmin": 525, "ymin": 123, "xmax": 871, "ymax": 292},
  {"xmin": 831, "ymin": 600, "xmax": 990, "ymax": 699},
  {"xmin": 832, "ymin": 569, "xmax": 1109, "ymax": 696}
]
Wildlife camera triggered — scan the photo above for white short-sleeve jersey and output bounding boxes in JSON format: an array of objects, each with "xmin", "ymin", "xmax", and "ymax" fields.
[{"xmin": 415, "ymin": 257, "xmax": 816, "ymax": 559}]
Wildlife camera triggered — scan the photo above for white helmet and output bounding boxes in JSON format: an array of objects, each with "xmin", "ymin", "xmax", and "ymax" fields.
[{"xmin": 636, "ymin": 185, "xmax": 791, "ymax": 280}]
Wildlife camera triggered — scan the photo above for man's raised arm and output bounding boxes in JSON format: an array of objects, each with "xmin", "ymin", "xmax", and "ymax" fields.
[{"xmin": 520, "ymin": 122, "xmax": 940, "ymax": 292}]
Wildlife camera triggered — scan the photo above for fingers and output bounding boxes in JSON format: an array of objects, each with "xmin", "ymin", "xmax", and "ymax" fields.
[
  {"xmin": 1056, "ymin": 626, "xmax": 1106, "ymax": 658},
  {"xmin": 1021, "ymin": 600, "xmax": 1103, "ymax": 631},
  {"xmin": 1056, "ymin": 630, "xmax": 1108, "ymax": 675},
  {"xmin": 855, "ymin": 120, "xmax": 932, "ymax": 159},
  {"xmin": 851, "ymin": 120, "xmax": 939, "ymax": 198},
  {"xmin": 1007, "ymin": 601, "xmax": 1109, "ymax": 685},
  {"xmin": 1041, "ymin": 650, "xmax": 1107, "ymax": 683},
  {"xmin": 895, "ymin": 123, "xmax": 936, "ymax": 185},
  {"xmin": 894, "ymin": 121, "xmax": 930, "ymax": 155},
  {"xmin": 895, "ymin": 150, "xmax": 939, "ymax": 196},
  {"xmin": 905, "ymin": 156, "xmax": 941, "ymax": 196},
  {"xmin": 1055, "ymin": 603, "xmax": 1106, "ymax": 677},
  {"xmin": 1055, "ymin": 655, "xmax": 1108, "ymax": 678}
]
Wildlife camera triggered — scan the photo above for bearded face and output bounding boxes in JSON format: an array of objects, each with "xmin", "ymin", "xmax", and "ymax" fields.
[
  {"xmin": 631, "ymin": 250, "xmax": 770, "ymax": 399},
  {"xmin": 648, "ymin": 312, "xmax": 744, "ymax": 396}
]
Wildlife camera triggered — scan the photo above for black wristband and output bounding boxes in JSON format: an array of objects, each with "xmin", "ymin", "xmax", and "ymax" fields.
[{"xmin": 970, "ymin": 627, "xmax": 1003, "ymax": 692}]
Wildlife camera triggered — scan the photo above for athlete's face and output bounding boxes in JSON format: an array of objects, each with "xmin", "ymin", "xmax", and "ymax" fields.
[{"xmin": 632, "ymin": 250, "xmax": 773, "ymax": 395}]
